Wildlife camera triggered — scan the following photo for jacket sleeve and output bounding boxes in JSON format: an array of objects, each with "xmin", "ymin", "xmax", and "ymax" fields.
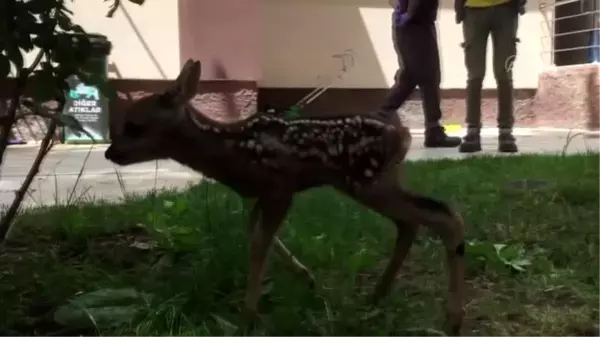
[{"xmin": 454, "ymin": 0, "xmax": 466, "ymax": 12}]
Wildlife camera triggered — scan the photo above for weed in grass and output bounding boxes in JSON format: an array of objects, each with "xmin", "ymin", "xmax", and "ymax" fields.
[{"xmin": 0, "ymin": 153, "xmax": 598, "ymax": 336}]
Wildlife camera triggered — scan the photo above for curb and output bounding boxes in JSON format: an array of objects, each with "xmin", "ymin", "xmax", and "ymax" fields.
[
  {"xmin": 6, "ymin": 127, "xmax": 598, "ymax": 148},
  {"xmin": 412, "ymin": 126, "xmax": 600, "ymax": 137}
]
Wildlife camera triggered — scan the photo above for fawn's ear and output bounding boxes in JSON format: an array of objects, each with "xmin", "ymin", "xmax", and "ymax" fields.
[{"xmin": 164, "ymin": 59, "xmax": 201, "ymax": 106}]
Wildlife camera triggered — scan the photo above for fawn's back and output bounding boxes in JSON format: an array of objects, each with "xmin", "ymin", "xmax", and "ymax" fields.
[{"xmin": 105, "ymin": 59, "xmax": 409, "ymax": 198}]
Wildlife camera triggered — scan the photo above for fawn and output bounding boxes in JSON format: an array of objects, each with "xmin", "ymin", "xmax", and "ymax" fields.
[{"xmin": 105, "ymin": 59, "xmax": 466, "ymax": 335}]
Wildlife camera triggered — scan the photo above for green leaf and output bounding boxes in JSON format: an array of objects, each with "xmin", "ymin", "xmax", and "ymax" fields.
[
  {"xmin": 29, "ymin": 66, "xmax": 57, "ymax": 102},
  {"xmin": 70, "ymin": 24, "xmax": 86, "ymax": 34},
  {"xmin": 17, "ymin": 35, "xmax": 34, "ymax": 52},
  {"xmin": 404, "ymin": 328, "xmax": 446, "ymax": 336},
  {"xmin": 25, "ymin": 0, "xmax": 50, "ymax": 14},
  {"xmin": 211, "ymin": 314, "xmax": 238, "ymax": 335},
  {"xmin": 5, "ymin": 44, "xmax": 24, "ymax": 71},
  {"xmin": 54, "ymin": 304, "xmax": 141, "ymax": 330},
  {"xmin": 57, "ymin": 13, "xmax": 73, "ymax": 31},
  {"xmin": 67, "ymin": 288, "xmax": 152, "ymax": 307},
  {"xmin": 53, "ymin": 288, "xmax": 153, "ymax": 330},
  {"xmin": 0, "ymin": 54, "xmax": 11, "ymax": 79},
  {"xmin": 14, "ymin": 13, "xmax": 37, "ymax": 51}
]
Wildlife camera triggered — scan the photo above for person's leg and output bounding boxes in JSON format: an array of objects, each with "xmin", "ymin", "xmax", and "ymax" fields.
[
  {"xmin": 490, "ymin": 3, "xmax": 519, "ymax": 152},
  {"xmin": 380, "ymin": 24, "xmax": 417, "ymax": 121},
  {"xmin": 416, "ymin": 23, "xmax": 461, "ymax": 148},
  {"xmin": 458, "ymin": 7, "xmax": 491, "ymax": 153}
]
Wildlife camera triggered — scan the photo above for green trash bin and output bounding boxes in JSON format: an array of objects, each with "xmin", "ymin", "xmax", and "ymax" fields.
[{"xmin": 62, "ymin": 33, "xmax": 112, "ymax": 144}]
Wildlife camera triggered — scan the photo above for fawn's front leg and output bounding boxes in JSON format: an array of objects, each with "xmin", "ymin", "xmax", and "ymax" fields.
[
  {"xmin": 248, "ymin": 199, "xmax": 315, "ymax": 287},
  {"xmin": 241, "ymin": 195, "xmax": 293, "ymax": 334}
]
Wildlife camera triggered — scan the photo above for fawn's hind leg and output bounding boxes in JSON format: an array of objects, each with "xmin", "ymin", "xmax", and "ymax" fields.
[
  {"xmin": 249, "ymin": 200, "xmax": 315, "ymax": 286},
  {"xmin": 352, "ymin": 179, "xmax": 466, "ymax": 336}
]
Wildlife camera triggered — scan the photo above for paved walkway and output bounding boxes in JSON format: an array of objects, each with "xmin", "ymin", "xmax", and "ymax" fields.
[{"xmin": 0, "ymin": 128, "xmax": 597, "ymax": 208}]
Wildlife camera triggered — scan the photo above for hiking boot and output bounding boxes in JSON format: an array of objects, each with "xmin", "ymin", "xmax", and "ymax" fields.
[
  {"xmin": 458, "ymin": 130, "xmax": 482, "ymax": 153},
  {"xmin": 498, "ymin": 132, "xmax": 518, "ymax": 153},
  {"xmin": 424, "ymin": 126, "xmax": 462, "ymax": 148}
]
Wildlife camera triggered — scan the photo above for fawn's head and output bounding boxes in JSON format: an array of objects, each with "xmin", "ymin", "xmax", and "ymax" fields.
[{"xmin": 105, "ymin": 59, "xmax": 201, "ymax": 165}]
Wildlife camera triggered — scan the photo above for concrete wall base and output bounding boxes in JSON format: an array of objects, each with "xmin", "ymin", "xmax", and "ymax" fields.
[{"xmin": 522, "ymin": 63, "xmax": 600, "ymax": 131}]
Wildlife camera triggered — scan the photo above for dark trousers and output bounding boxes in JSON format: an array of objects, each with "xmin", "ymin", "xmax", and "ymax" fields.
[
  {"xmin": 462, "ymin": 2, "xmax": 519, "ymax": 130},
  {"xmin": 381, "ymin": 22, "xmax": 443, "ymax": 127}
]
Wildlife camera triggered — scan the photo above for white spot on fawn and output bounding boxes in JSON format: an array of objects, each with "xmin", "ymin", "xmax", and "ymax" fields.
[
  {"xmin": 328, "ymin": 145, "xmax": 337, "ymax": 156},
  {"xmin": 364, "ymin": 169, "xmax": 373, "ymax": 177}
]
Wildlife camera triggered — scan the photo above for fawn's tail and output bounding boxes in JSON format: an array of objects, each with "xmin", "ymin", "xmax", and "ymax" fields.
[{"xmin": 401, "ymin": 189, "xmax": 454, "ymax": 218}]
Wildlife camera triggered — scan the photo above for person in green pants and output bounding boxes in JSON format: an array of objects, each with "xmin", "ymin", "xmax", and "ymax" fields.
[{"xmin": 454, "ymin": 0, "xmax": 525, "ymax": 153}]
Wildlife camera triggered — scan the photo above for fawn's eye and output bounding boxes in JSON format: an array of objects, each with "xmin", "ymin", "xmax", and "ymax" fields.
[{"xmin": 123, "ymin": 122, "xmax": 145, "ymax": 138}]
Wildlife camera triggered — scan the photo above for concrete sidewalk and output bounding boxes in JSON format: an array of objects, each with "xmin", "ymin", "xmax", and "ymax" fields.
[{"xmin": 0, "ymin": 128, "xmax": 597, "ymax": 208}]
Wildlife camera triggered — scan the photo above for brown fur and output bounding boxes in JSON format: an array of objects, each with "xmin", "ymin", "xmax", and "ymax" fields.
[{"xmin": 105, "ymin": 59, "xmax": 466, "ymax": 335}]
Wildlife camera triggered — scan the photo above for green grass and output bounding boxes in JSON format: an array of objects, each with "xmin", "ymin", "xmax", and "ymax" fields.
[{"xmin": 0, "ymin": 153, "xmax": 598, "ymax": 336}]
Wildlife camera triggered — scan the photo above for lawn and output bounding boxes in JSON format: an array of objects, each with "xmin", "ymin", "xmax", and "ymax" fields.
[{"xmin": 0, "ymin": 153, "xmax": 598, "ymax": 336}]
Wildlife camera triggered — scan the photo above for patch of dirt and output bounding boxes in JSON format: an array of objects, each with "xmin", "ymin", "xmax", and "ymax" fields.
[{"xmin": 56, "ymin": 226, "xmax": 159, "ymax": 268}]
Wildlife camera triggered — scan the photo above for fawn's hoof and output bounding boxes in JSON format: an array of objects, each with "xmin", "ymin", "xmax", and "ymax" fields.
[
  {"xmin": 234, "ymin": 309, "xmax": 261, "ymax": 336},
  {"xmin": 367, "ymin": 282, "xmax": 391, "ymax": 306},
  {"xmin": 443, "ymin": 307, "xmax": 465, "ymax": 336},
  {"xmin": 443, "ymin": 322, "xmax": 462, "ymax": 336}
]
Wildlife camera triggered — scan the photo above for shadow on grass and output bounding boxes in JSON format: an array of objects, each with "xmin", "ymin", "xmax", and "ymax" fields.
[{"xmin": 0, "ymin": 153, "xmax": 598, "ymax": 336}]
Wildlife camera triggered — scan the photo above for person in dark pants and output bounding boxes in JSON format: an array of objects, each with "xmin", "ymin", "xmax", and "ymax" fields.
[
  {"xmin": 380, "ymin": 0, "xmax": 462, "ymax": 148},
  {"xmin": 455, "ymin": 0, "xmax": 525, "ymax": 153}
]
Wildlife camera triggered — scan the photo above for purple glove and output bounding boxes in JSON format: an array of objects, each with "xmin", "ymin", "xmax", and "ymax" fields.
[
  {"xmin": 399, "ymin": 12, "xmax": 411, "ymax": 26},
  {"xmin": 394, "ymin": 12, "xmax": 411, "ymax": 26}
]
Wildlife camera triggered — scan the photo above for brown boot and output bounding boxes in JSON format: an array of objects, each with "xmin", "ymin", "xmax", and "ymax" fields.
[
  {"xmin": 424, "ymin": 126, "xmax": 462, "ymax": 148},
  {"xmin": 458, "ymin": 128, "xmax": 482, "ymax": 153}
]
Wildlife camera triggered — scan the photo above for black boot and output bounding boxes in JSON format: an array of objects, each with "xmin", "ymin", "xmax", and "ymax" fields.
[
  {"xmin": 498, "ymin": 130, "xmax": 518, "ymax": 153},
  {"xmin": 458, "ymin": 128, "xmax": 482, "ymax": 153},
  {"xmin": 424, "ymin": 125, "xmax": 462, "ymax": 148}
]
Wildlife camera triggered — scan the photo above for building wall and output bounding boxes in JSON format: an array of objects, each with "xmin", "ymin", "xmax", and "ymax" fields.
[
  {"xmin": 260, "ymin": 0, "xmax": 552, "ymax": 89},
  {"xmin": 16, "ymin": 0, "xmax": 551, "ymax": 88},
  {"xmin": 68, "ymin": 0, "xmax": 181, "ymax": 80},
  {"xmin": 16, "ymin": 1, "xmax": 181, "ymax": 80},
  {"xmin": 178, "ymin": 0, "xmax": 261, "ymax": 81}
]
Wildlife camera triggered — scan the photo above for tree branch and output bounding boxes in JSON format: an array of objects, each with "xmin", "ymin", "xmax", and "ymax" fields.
[
  {"xmin": 0, "ymin": 49, "xmax": 61, "ymax": 244},
  {"xmin": 0, "ymin": 118, "xmax": 58, "ymax": 243},
  {"xmin": 105, "ymin": 0, "xmax": 121, "ymax": 18},
  {"xmin": 0, "ymin": 49, "xmax": 45, "ymax": 169}
]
